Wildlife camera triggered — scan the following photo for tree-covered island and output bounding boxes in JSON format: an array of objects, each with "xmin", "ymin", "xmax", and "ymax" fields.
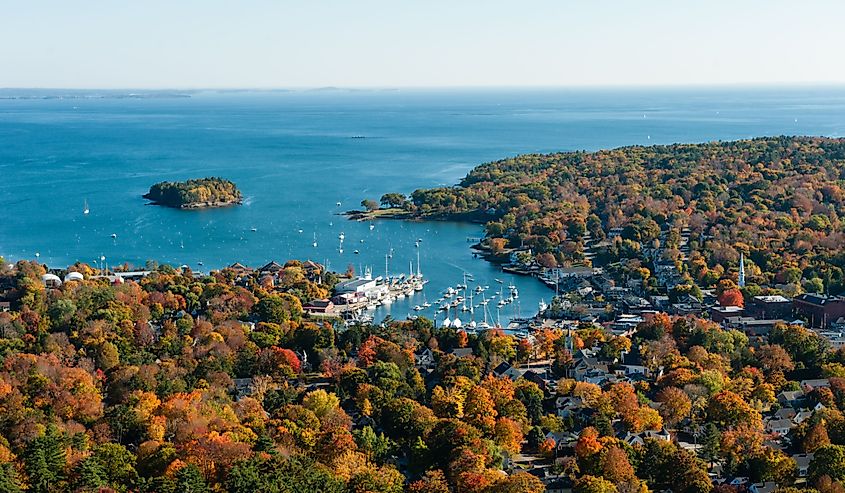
[{"xmin": 143, "ymin": 177, "xmax": 242, "ymax": 209}]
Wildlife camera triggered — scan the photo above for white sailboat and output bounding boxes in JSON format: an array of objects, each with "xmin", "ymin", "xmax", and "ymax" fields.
[{"xmin": 83, "ymin": 199, "xmax": 89, "ymax": 215}]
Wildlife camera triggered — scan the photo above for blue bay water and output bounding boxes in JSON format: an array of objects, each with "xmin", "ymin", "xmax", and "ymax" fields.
[{"xmin": 2, "ymin": 87, "xmax": 845, "ymax": 324}]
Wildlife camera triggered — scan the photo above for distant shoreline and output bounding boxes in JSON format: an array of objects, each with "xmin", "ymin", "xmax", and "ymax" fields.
[{"xmin": 343, "ymin": 207, "xmax": 489, "ymax": 223}]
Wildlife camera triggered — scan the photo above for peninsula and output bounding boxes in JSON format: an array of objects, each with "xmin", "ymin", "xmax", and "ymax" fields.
[
  {"xmin": 143, "ymin": 177, "xmax": 242, "ymax": 209},
  {"xmin": 365, "ymin": 136, "xmax": 845, "ymax": 294}
]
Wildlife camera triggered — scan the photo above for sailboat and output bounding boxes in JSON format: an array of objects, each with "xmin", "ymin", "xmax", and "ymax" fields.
[
  {"xmin": 313, "ymin": 233, "xmax": 318, "ymax": 248},
  {"xmin": 83, "ymin": 200, "xmax": 89, "ymax": 215}
]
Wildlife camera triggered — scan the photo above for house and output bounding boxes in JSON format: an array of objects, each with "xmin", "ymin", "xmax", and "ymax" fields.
[
  {"xmin": 449, "ymin": 347, "xmax": 474, "ymax": 358},
  {"xmin": 800, "ymin": 378, "xmax": 831, "ymax": 390},
  {"xmin": 794, "ymin": 293, "xmax": 845, "ymax": 329},
  {"xmin": 301, "ymin": 260, "xmax": 324, "ymax": 283},
  {"xmin": 302, "ymin": 299, "xmax": 336, "ymax": 316},
  {"xmin": 777, "ymin": 390, "xmax": 806, "ymax": 409},
  {"xmin": 0, "ymin": 301, "xmax": 10, "ymax": 312},
  {"xmin": 415, "ymin": 347, "xmax": 436, "ymax": 369},
  {"xmin": 41, "ymin": 273, "xmax": 62, "ymax": 288},
  {"xmin": 622, "ymin": 429, "xmax": 671, "ymax": 446},
  {"xmin": 555, "ymin": 396, "xmax": 583, "ymax": 418},
  {"xmin": 650, "ymin": 295, "xmax": 670, "ymax": 310},
  {"xmin": 523, "ymin": 369, "xmax": 549, "ymax": 392},
  {"xmin": 671, "ymin": 294, "xmax": 704, "ymax": 315},
  {"xmin": 258, "ymin": 261, "xmax": 285, "ymax": 275},
  {"xmin": 226, "ymin": 262, "xmax": 253, "ymax": 275},
  {"xmin": 609, "ymin": 314, "xmax": 644, "ymax": 335},
  {"xmin": 750, "ymin": 482, "xmax": 777, "ymax": 493},
  {"xmin": 618, "ymin": 347, "xmax": 648, "ymax": 375},
  {"xmin": 493, "ymin": 362, "xmax": 515, "ymax": 378},
  {"xmin": 789, "ymin": 453, "xmax": 814, "ymax": 477},
  {"xmin": 569, "ymin": 354, "xmax": 608, "ymax": 382},
  {"xmin": 794, "ymin": 410, "xmax": 814, "ymax": 425},
  {"xmin": 820, "ymin": 329, "xmax": 845, "ymax": 349},
  {"xmin": 765, "ymin": 418, "xmax": 794, "ymax": 436},
  {"xmin": 774, "ymin": 407, "xmax": 797, "ymax": 420},
  {"xmin": 545, "ymin": 431, "xmax": 579, "ymax": 455}
]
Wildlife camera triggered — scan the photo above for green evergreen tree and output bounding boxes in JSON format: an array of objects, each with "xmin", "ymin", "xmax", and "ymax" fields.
[
  {"xmin": 700, "ymin": 423, "xmax": 721, "ymax": 466},
  {"xmin": 174, "ymin": 464, "xmax": 210, "ymax": 493},
  {"xmin": 253, "ymin": 432, "xmax": 275, "ymax": 454},
  {"xmin": 23, "ymin": 425, "xmax": 67, "ymax": 493},
  {"xmin": 72, "ymin": 457, "xmax": 107, "ymax": 492},
  {"xmin": 0, "ymin": 463, "xmax": 22, "ymax": 493}
]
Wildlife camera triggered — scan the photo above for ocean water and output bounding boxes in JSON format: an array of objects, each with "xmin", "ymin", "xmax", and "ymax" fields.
[{"xmin": 2, "ymin": 86, "xmax": 845, "ymax": 324}]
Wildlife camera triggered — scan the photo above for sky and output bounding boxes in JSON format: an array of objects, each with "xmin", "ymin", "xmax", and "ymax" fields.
[{"xmin": 1, "ymin": 0, "xmax": 844, "ymax": 89}]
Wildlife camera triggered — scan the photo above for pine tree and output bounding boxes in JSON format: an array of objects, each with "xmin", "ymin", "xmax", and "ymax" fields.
[
  {"xmin": 23, "ymin": 425, "xmax": 67, "ymax": 493},
  {"xmin": 253, "ymin": 433, "xmax": 275, "ymax": 454},
  {"xmin": 0, "ymin": 463, "xmax": 22, "ymax": 493},
  {"xmin": 73, "ymin": 457, "xmax": 107, "ymax": 491},
  {"xmin": 175, "ymin": 464, "xmax": 210, "ymax": 493},
  {"xmin": 700, "ymin": 422, "xmax": 721, "ymax": 466}
]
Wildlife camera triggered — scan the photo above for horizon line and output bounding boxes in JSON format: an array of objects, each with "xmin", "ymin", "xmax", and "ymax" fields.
[{"xmin": 4, "ymin": 81, "xmax": 845, "ymax": 92}]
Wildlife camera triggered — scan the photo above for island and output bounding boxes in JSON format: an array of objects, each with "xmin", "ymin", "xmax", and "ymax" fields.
[{"xmin": 143, "ymin": 177, "xmax": 242, "ymax": 209}]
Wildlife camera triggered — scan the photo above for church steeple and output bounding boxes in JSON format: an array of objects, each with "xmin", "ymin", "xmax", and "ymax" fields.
[{"xmin": 738, "ymin": 253, "xmax": 746, "ymax": 288}]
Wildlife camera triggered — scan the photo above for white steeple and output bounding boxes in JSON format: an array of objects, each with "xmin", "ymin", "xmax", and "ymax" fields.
[{"xmin": 738, "ymin": 253, "xmax": 746, "ymax": 288}]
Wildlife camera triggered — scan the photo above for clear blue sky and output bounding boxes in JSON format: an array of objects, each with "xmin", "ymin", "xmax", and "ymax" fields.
[{"xmin": 1, "ymin": 0, "xmax": 843, "ymax": 88}]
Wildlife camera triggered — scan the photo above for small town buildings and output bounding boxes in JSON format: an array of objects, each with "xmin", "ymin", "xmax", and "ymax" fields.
[
  {"xmin": 547, "ymin": 266, "xmax": 594, "ymax": 279},
  {"xmin": 302, "ymin": 298, "xmax": 336, "ymax": 316},
  {"xmin": 711, "ymin": 305, "xmax": 743, "ymax": 323},
  {"xmin": 793, "ymin": 293, "xmax": 845, "ymax": 329},
  {"xmin": 724, "ymin": 317, "xmax": 783, "ymax": 337},
  {"xmin": 747, "ymin": 295, "xmax": 792, "ymax": 320}
]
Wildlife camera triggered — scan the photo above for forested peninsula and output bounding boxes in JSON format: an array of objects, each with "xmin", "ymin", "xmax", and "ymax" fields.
[
  {"xmin": 143, "ymin": 177, "xmax": 242, "ymax": 209},
  {"xmin": 376, "ymin": 136, "xmax": 845, "ymax": 297}
]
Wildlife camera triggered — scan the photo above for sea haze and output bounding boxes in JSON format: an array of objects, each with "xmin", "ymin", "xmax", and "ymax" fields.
[{"xmin": 2, "ymin": 86, "xmax": 845, "ymax": 323}]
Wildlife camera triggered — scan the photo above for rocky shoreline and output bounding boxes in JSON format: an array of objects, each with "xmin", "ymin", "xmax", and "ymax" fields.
[{"xmin": 144, "ymin": 198, "xmax": 243, "ymax": 209}]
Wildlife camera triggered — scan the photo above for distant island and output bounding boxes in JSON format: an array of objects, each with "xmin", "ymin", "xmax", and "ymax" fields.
[{"xmin": 143, "ymin": 177, "xmax": 242, "ymax": 209}]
